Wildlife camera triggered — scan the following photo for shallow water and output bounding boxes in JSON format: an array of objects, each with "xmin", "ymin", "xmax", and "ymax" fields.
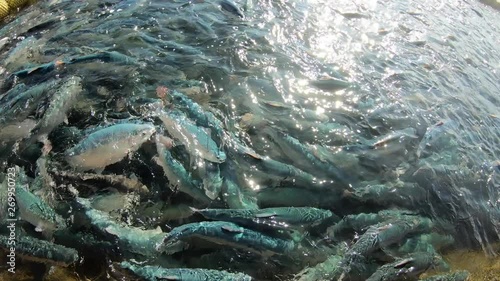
[{"xmin": 0, "ymin": 0, "xmax": 499, "ymax": 280}]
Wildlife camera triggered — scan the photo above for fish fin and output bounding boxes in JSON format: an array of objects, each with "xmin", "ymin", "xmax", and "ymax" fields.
[
  {"xmin": 245, "ymin": 151, "xmax": 262, "ymax": 160},
  {"xmin": 27, "ymin": 67, "xmax": 39, "ymax": 74},
  {"xmin": 63, "ymin": 115, "xmax": 69, "ymax": 124},
  {"xmin": 255, "ymin": 212, "xmax": 276, "ymax": 218},
  {"xmin": 104, "ymin": 226, "xmax": 119, "ymax": 236},
  {"xmin": 221, "ymin": 225, "xmax": 243, "ymax": 233},
  {"xmin": 393, "ymin": 258, "xmax": 413, "ymax": 268},
  {"xmin": 188, "ymin": 206, "xmax": 199, "ymax": 213},
  {"xmin": 94, "ymin": 168, "xmax": 104, "ymax": 175},
  {"xmin": 35, "ymin": 225, "xmax": 44, "ymax": 232}
]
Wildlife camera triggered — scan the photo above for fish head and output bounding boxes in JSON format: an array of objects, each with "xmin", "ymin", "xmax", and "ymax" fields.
[{"xmin": 127, "ymin": 124, "xmax": 156, "ymax": 146}]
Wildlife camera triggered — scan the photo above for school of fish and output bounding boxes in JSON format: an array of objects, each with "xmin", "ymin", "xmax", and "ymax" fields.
[{"xmin": 0, "ymin": 0, "xmax": 498, "ymax": 280}]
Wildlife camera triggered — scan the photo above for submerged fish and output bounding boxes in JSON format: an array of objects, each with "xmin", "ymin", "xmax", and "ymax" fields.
[
  {"xmin": 371, "ymin": 128, "xmax": 418, "ymax": 149},
  {"xmin": 15, "ymin": 168, "xmax": 64, "ymax": 235},
  {"xmin": 366, "ymin": 252, "xmax": 449, "ymax": 281},
  {"xmin": 0, "ymin": 80, "xmax": 57, "ymax": 121},
  {"xmin": 0, "ymin": 235, "xmax": 78, "ymax": 267},
  {"xmin": 295, "ymin": 254, "xmax": 343, "ymax": 281},
  {"xmin": 419, "ymin": 271, "xmax": 470, "ymax": 281},
  {"xmin": 221, "ymin": 162, "xmax": 259, "ymax": 209},
  {"xmin": 77, "ymin": 197, "xmax": 165, "ymax": 256},
  {"xmin": 0, "ymin": 119, "xmax": 37, "ymax": 142},
  {"xmin": 65, "ymin": 123, "xmax": 156, "ymax": 171},
  {"xmin": 66, "ymin": 51, "xmax": 138, "ymax": 65},
  {"xmin": 155, "ymin": 135, "xmax": 211, "ymax": 204},
  {"xmin": 237, "ymin": 147, "xmax": 325, "ymax": 189},
  {"xmin": 157, "ymin": 221, "xmax": 295, "ymax": 256},
  {"xmin": 158, "ymin": 110, "xmax": 226, "ymax": 163},
  {"xmin": 265, "ymin": 128, "xmax": 354, "ymax": 188},
  {"xmin": 121, "ymin": 261, "xmax": 253, "ymax": 281},
  {"xmin": 310, "ymin": 77, "xmax": 350, "ymax": 91},
  {"xmin": 220, "ymin": 0, "xmax": 244, "ymax": 18},
  {"xmin": 193, "ymin": 207, "xmax": 335, "ymax": 230},
  {"xmin": 198, "ymin": 161, "xmax": 224, "ymax": 200},
  {"xmin": 168, "ymin": 90, "xmax": 225, "ymax": 138},
  {"xmin": 417, "ymin": 120, "xmax": 459, "ymax": 158}
]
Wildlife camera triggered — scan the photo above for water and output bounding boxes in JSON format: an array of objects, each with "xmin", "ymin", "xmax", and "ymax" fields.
[{"xmin": 0, "ymin": 0, "xmax": 499, "ymax": 280}]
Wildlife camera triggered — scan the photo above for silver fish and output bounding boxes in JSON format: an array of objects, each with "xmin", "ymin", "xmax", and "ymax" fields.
[
  {"xmin": 121, "ymin": 261, "xmax": 253, "ymax": 281},
  {"xmin": 77, "ymin": 197, "xmax": 165, "ymax": 257},
  {"xmin": 157, "ymin": 221, "xmax": 295, "ymax": 257},
  {"xmin": 155, "ymin": 135, "xmax": 211, "ymax": 204},
  {"xmin": 158, "ymin": 110, "xmax": 226, "ymax": 163},
  {"xmin": 15, "ymin": 181, "xmax": 64, "ymax": 235},
  {"xmin": 0, "ymin": 235, "xmax": 78, "ymax": 267},
  {"xmin": 65, "ymin": 123, "xmax": 156, "ymax": 171},
  {"xmin": 417, "ymin": 120, "xmax": 459, "ymax": 158},
  {"xmin": 31, "ymin": 76, "xmax": 83, "ymax": 141}
]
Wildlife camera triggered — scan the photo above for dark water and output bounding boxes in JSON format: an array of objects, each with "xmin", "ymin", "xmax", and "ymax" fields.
[{"xmin": 0, "ymin": 0, "xmax": 499, "ymax": 280}]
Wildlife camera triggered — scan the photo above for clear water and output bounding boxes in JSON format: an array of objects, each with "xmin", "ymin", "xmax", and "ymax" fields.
[{"xmin": 0, "ymin": 0, "xmax": 499, "ymax": 280}]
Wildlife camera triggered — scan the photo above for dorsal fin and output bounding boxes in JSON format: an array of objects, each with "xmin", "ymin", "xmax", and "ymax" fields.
[{"xmin": 221, "ymin": 225, "xmax": 243, "ymax": 233}]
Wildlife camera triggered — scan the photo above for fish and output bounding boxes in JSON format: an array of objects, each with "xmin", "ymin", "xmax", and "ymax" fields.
[
  {"xmin": 236, "ymin": 147, "xmax": 327, "ymax": 190},
  {"xmin": 90, "ymin": 192, "xmax": 139, "ymax": 215},
  {"xmin": 51, "ymin": 170, "xmax": 149, "ymax": 194},
  {"xmin": 193, "ymin": 207, "xmax": 335, "ymax": 230},
  {"xmin": 0, "ymin": 235, "xmax": 78, "ymax": 267},
  {"xmin": 221, "ymin": 162, "xmax": 259, "ymax": 210},
  {"xmin": 416, "ymin": 120, "xmax": 459, "ymax": 158},
  {"xmin": 157, "ymin": 221, "xmax": 295, "ymax": 257},
  {"xmin": 77, "ymin": 197, "xmax": 165, "ymax": 256},
  {"xmin": 0, "ymin": 119, "xmax": 37, "ymax": 142},
  {"xmin": 12, "ymin": 60, "xmax": 64, "ymax": 79},
  {"xmin": 264, "ymin": 128, "xmax": 354, "ymax": 188},
  {"xmin": 419, "ymin": 271, "xmax": 470, "ymax": 281},
  {"xmin": 158, "ymin": 110, "xmax": 226, "ymax": 163},
  {"xmin": 155, "ymin": 135, "xmax": 211, "ymax": 204},
  {"xmin": 260, "ymin": 100, "xmax": 330, "ymax": 122},
  {"xmin": 256, "ymin": 187, "xmax": 339, "ymax": 209},
  {"xmin": 30, "ymin": 76, "xmax": 83, "ymax": 142},
  {"xmin": 220, "ymin": 0, "xmax": 244, "ymax": 18},
  {"xmin": 309, "ymin": 77, "xmax": 350, "ymax": 91},
  {"xmin": 198, "ymin": 161, "xmax": 224, "ymax": 200},
  {"xmin": 138, "ymin": 33, "xmax": 203, "ymax": 55},
  {"xmin": 366, "ymin": 252, "xmax": 449, "ymax": 281},
  {"xmin": 65, "ymin": 123, "xmax": 156, "ymax": 171},
  {"xmin": 168, "ymin": 90, "xmax": 225, "ymax": 138},
  {"xmin": 395, "ymin": 233, "xmax": 454, "ymax": 256},
  {"xmin": 0, "ymin": 80, "xmax": 59, "ymax": 143},
  {"xmin": 295, "ymin": 254, "xmax": 343, "ymax": 281},
  {"xmin": 337, "ymin": 216, "xmax": 435, "ymax": 280},
  {"xmin": 121, "ymin": 261, "xmax": 253, "ymax": 281},
  {"xmin": 326, "ymin": 209, "xmax": 417, "ymax": 240},
  {"xmin": 15, "ymin": 170, "xmax": 64, "ymax": 236},
  {"xmin": 352, "ymin": 182, "xmax": 428, "ymax": 209},
  {"xmin": 371, "ymin": 128, "xmax": 418, "ymax": 149},
  {"xmin": 66, "ymin": 51, "xmax": 138, "ymax": 65}
]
